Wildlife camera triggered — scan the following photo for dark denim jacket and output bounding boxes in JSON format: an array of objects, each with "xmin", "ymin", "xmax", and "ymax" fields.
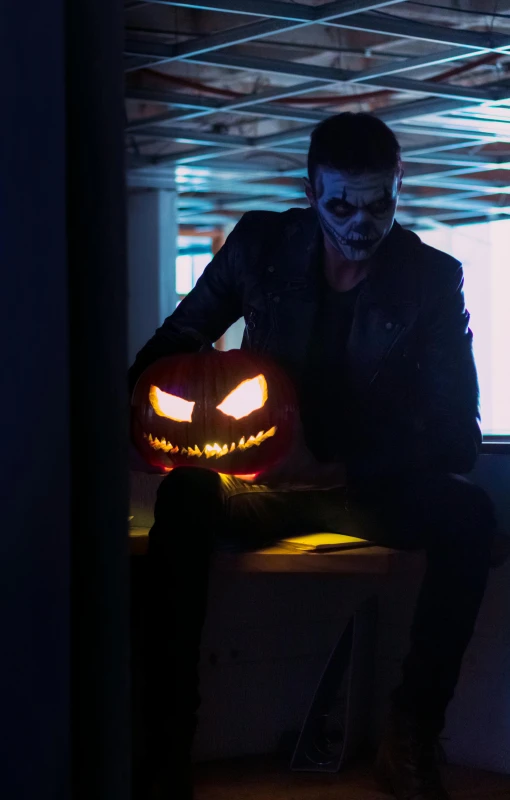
[{"xmin": 129, "ymin": 207, "xmax": 481, "ymax": 479}]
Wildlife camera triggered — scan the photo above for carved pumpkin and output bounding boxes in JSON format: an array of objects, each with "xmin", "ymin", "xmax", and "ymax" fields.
[{"xmin": 131, "ymin": 348, "xmax": 298, "ymax": 476}]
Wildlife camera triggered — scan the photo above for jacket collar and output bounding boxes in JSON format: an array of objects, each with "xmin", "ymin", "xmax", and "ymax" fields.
[
  {"xmin": 272, "ymin": 208, "xmax": 421, "ymax": 388},
  {"xmin": 280, "ymin": 207, "xmax": 422, "ymax": 306}
]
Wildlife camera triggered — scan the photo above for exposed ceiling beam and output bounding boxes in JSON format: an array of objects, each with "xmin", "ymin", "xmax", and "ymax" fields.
[
  {"xmin": 128, "ymin": 148, "xmax": 506, "ymax": 185},
  {"xmin": 404, "ymin": 165, "xmax": 503, "ymax": 184},
  {"xmin": 126, "ymin": 88, "xmax": 491, "ymax": 135},
  {"xmin": 132, "ymin": 92, "xmax": 504, "ymax": 167},
  {"xmin": 268, "ymin": 138, "xmax": 504, "ymax": 162},
  {"xmin": 183, "ymin": 51, "xmax": 502, "ymax": 102},
  {"xmin": 429, "ymin": 208, "xmax": 510, "ymax": 222},
  {"xmin": 125, "ymin": 20, "xmax": 317, "ymax": 71},
  {"xmin": 392, "ymin": 122, "xmax": 510, "ymax": 142},
  {"xmin": 329, "ymin": 12, "xmax": 510, "ymax": 51},
  {"xmin": 127, "ymin": 161, "xmax": 510, "ymax": 222},
  {"xmin": 407, "ymin": 178, "xmax": 510, "ymax": 193},
  {"xmin": 131, "ymin": 164, "xmax": 498, "ymax": 198},
  {"xmin": 145, "ymin": 0, "xmax": 318, "ymax": 22},
  {"xmin": 125, "ymin": 0, "xmax": 405, "ymax": 71},
  {"xmin": 403, "ymin": 153, "xmax": 508, "ymax": 168},
  {"xmin": 125, "ymin": 45, "xmax": 490, "ymax": 129},
  {"xmin": 147, "ymin": 0, "xmax": 406, "ymax": 21},
  {"xmin": 125, "ymin": 81, "xmax": 329, "ymax": 127},
  {"xmin": 404, "ymin": 139, "xmax": 496, "ymax": 157},
  {"xmin": 127, "ymin": 43, "xmax": 500, "ymax": 103},
  {"xmin": 132, "ymin": 125, "xmax": 252, "ymax": 146},
  {"xmin": 376, "ymin": 97, "xmax": 473, "ymax": 123},
  {"xmin": 145, "ymin": 1, "xmax": 510, "ymax": 50},
  {"xmin": 352, "ymin": 47, "xmax": 487, "ymax": 83}
]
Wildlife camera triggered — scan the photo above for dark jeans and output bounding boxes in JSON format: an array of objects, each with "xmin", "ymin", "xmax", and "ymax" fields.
[{"xmin": 144, "ymin": 467, "xmax": 496, "ymax": 768}]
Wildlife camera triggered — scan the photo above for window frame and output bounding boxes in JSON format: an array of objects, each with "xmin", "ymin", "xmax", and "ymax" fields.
[{"xmin": 481, "ymin": 436, "xmax": 510, "ymax": 454}]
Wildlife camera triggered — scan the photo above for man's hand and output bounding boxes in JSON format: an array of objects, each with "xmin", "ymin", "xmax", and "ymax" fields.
[{"xmin": 259, "ymin": 418, "xmax": 346, "ymax": 488}]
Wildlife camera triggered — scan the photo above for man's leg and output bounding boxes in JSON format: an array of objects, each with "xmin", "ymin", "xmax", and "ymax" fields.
[
  {"xmin": 142, "ymin": 466, "xmax": 495, "ymax": 799},
  {"xmin": 350, "ymin": 471, "xmax": 497, "ymax": 799},
  {"xmin": 141, "ymin": 471, "xmax": 351, "ymax": 798},
  {"xmin": 352, "ymin": 471, "xmax": 496, "ymax": 728},
  {"xmin": 143, "ymin": 467, "xmax": 223, "ymax": 798}
]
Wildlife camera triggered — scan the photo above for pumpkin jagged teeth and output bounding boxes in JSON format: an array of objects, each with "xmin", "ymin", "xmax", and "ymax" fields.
[
  {"xmin": 145, "ymin": 427, "xmax": 277, "ymax": 458},
  {"xmin": 204, "ymin": 443, "xmax": 224, "ymax": 458}
]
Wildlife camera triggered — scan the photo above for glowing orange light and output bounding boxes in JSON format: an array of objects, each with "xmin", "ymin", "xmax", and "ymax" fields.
[
  {"xmin": 216, "ymin": 374, "xmax": 268, "ymax": 420},
  {"xmin": 149, "ymin": 385, "xmax": 195, "ymax": 422},
  {"xmin": 143, "ymin": 427, "xmax": 277, "ymax": 459}
]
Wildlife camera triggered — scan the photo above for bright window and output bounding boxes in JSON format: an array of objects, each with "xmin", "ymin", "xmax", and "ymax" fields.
[
  {"xmin": 176, "ymin": 236, "xmax": 213, "ymax": 304},
  {"xmin": 418, "ymin": 220, "xmax": 510, "ymax": 436},
  {"xmin": 175, "ymin": 254, "xmax": 193, "ymax": 295}
]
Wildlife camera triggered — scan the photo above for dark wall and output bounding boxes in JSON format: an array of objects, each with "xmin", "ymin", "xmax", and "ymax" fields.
[
  {"xmin": 0, "ymin": 3, "xmax": 70, "ymax": 798},
  {"xmin": 1, "ymin": 2, "xmax": 129, "ymax": 798},
  {"xmin": 66, "ymin": 1, "xmax": 130, "ymax": 798}
]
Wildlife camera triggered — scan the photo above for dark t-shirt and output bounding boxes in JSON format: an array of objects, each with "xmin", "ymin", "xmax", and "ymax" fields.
[{"xmin": 299, "ymin": 270, "xmax": 363, "ymax": 463}]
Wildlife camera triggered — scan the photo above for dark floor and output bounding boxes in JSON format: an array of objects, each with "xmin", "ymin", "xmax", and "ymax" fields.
[{"xmin": 193, "ymin": 755, "xmax": 510, "ymax": 799}]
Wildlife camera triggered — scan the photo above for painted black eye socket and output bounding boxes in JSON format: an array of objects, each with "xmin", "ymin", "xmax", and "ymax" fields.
[
  {"xmin": 328, "ymin": 201, "xmax": 354, "ymax": 217},
  {"xmin": 367, "ymin": 198, "xmax": 393, "ymax": 215},
  {"xmin": 327, "ymin": 197, "xmax": 394, "ymax": 218}
]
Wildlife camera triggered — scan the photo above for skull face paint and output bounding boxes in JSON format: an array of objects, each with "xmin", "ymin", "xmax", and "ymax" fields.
[{"xmin": 310, "ymin": 168, "xmax": 401, "ymax": 262}]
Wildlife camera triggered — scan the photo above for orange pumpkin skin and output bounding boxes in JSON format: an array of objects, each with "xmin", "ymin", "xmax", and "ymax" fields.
[{"xmin": 131, "ymin": 349, "xmax": 298, "ymax": 476}]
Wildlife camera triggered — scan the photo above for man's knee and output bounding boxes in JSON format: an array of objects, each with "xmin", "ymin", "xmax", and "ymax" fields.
[
  {"xmin": 155, "ymin": 466, "xmax": 223, "ymax": 513},
  {"xmin": 159, "ymin": 465, "xmax": 221, "ymax": 495},
  {"xmin": 150, "ymin": 467, "xmax": 224, "ymax": 552}
]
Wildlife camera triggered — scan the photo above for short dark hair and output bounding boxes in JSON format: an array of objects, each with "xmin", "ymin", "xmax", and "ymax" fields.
[{"xmin": 307, "ymin": 112, "xmax": 402, "ymax": 187}]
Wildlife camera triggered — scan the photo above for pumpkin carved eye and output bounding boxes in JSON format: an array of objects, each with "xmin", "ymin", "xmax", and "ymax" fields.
[
  {"xmin": 149, "ymin": 385, "xmax": 195, "ymax": 422},
  {"xmin": 216, "ymin": 374, "xmax": 267, "ymax": 420}
]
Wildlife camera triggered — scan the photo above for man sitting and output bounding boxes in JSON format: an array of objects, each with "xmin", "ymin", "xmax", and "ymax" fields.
[{"xmin": 129, "ymin": 112, "xmax": 496, "ymax": 800}]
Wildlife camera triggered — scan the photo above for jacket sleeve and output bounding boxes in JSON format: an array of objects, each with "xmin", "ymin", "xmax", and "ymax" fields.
[
  {"xmin": 128, "ymin": 216, "xmax": 247, "ymax": 393},
  {"xmin": 417, "ymin": 263, "xmax": 482, "ymax": 473}
]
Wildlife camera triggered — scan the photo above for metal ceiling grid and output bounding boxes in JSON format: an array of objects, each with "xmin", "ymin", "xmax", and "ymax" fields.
[{"xmin": 125, "ymin": 0, "xmax": 510, "ymax": 229}]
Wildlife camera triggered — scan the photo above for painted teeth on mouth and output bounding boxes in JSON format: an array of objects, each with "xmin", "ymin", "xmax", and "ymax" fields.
[{"xmin": 144, "ymin": 427, "xmax": 277, "ymax": 458}]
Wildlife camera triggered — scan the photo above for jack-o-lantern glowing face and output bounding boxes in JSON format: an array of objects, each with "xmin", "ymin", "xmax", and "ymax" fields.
[{"xmin": 131, "ymin": 349, "xmax": 298, "ymax": 476}]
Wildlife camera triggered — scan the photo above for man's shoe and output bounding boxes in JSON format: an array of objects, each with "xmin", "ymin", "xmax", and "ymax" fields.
[{"xmin": 375, "ymin": 709, "xmax": 450, "ymax": 800}]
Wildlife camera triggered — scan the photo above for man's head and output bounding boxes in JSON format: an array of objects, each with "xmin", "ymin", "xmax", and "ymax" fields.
[{"xmin": 305, "ymin": 112, "xmax": 403, "ymax": 262}]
